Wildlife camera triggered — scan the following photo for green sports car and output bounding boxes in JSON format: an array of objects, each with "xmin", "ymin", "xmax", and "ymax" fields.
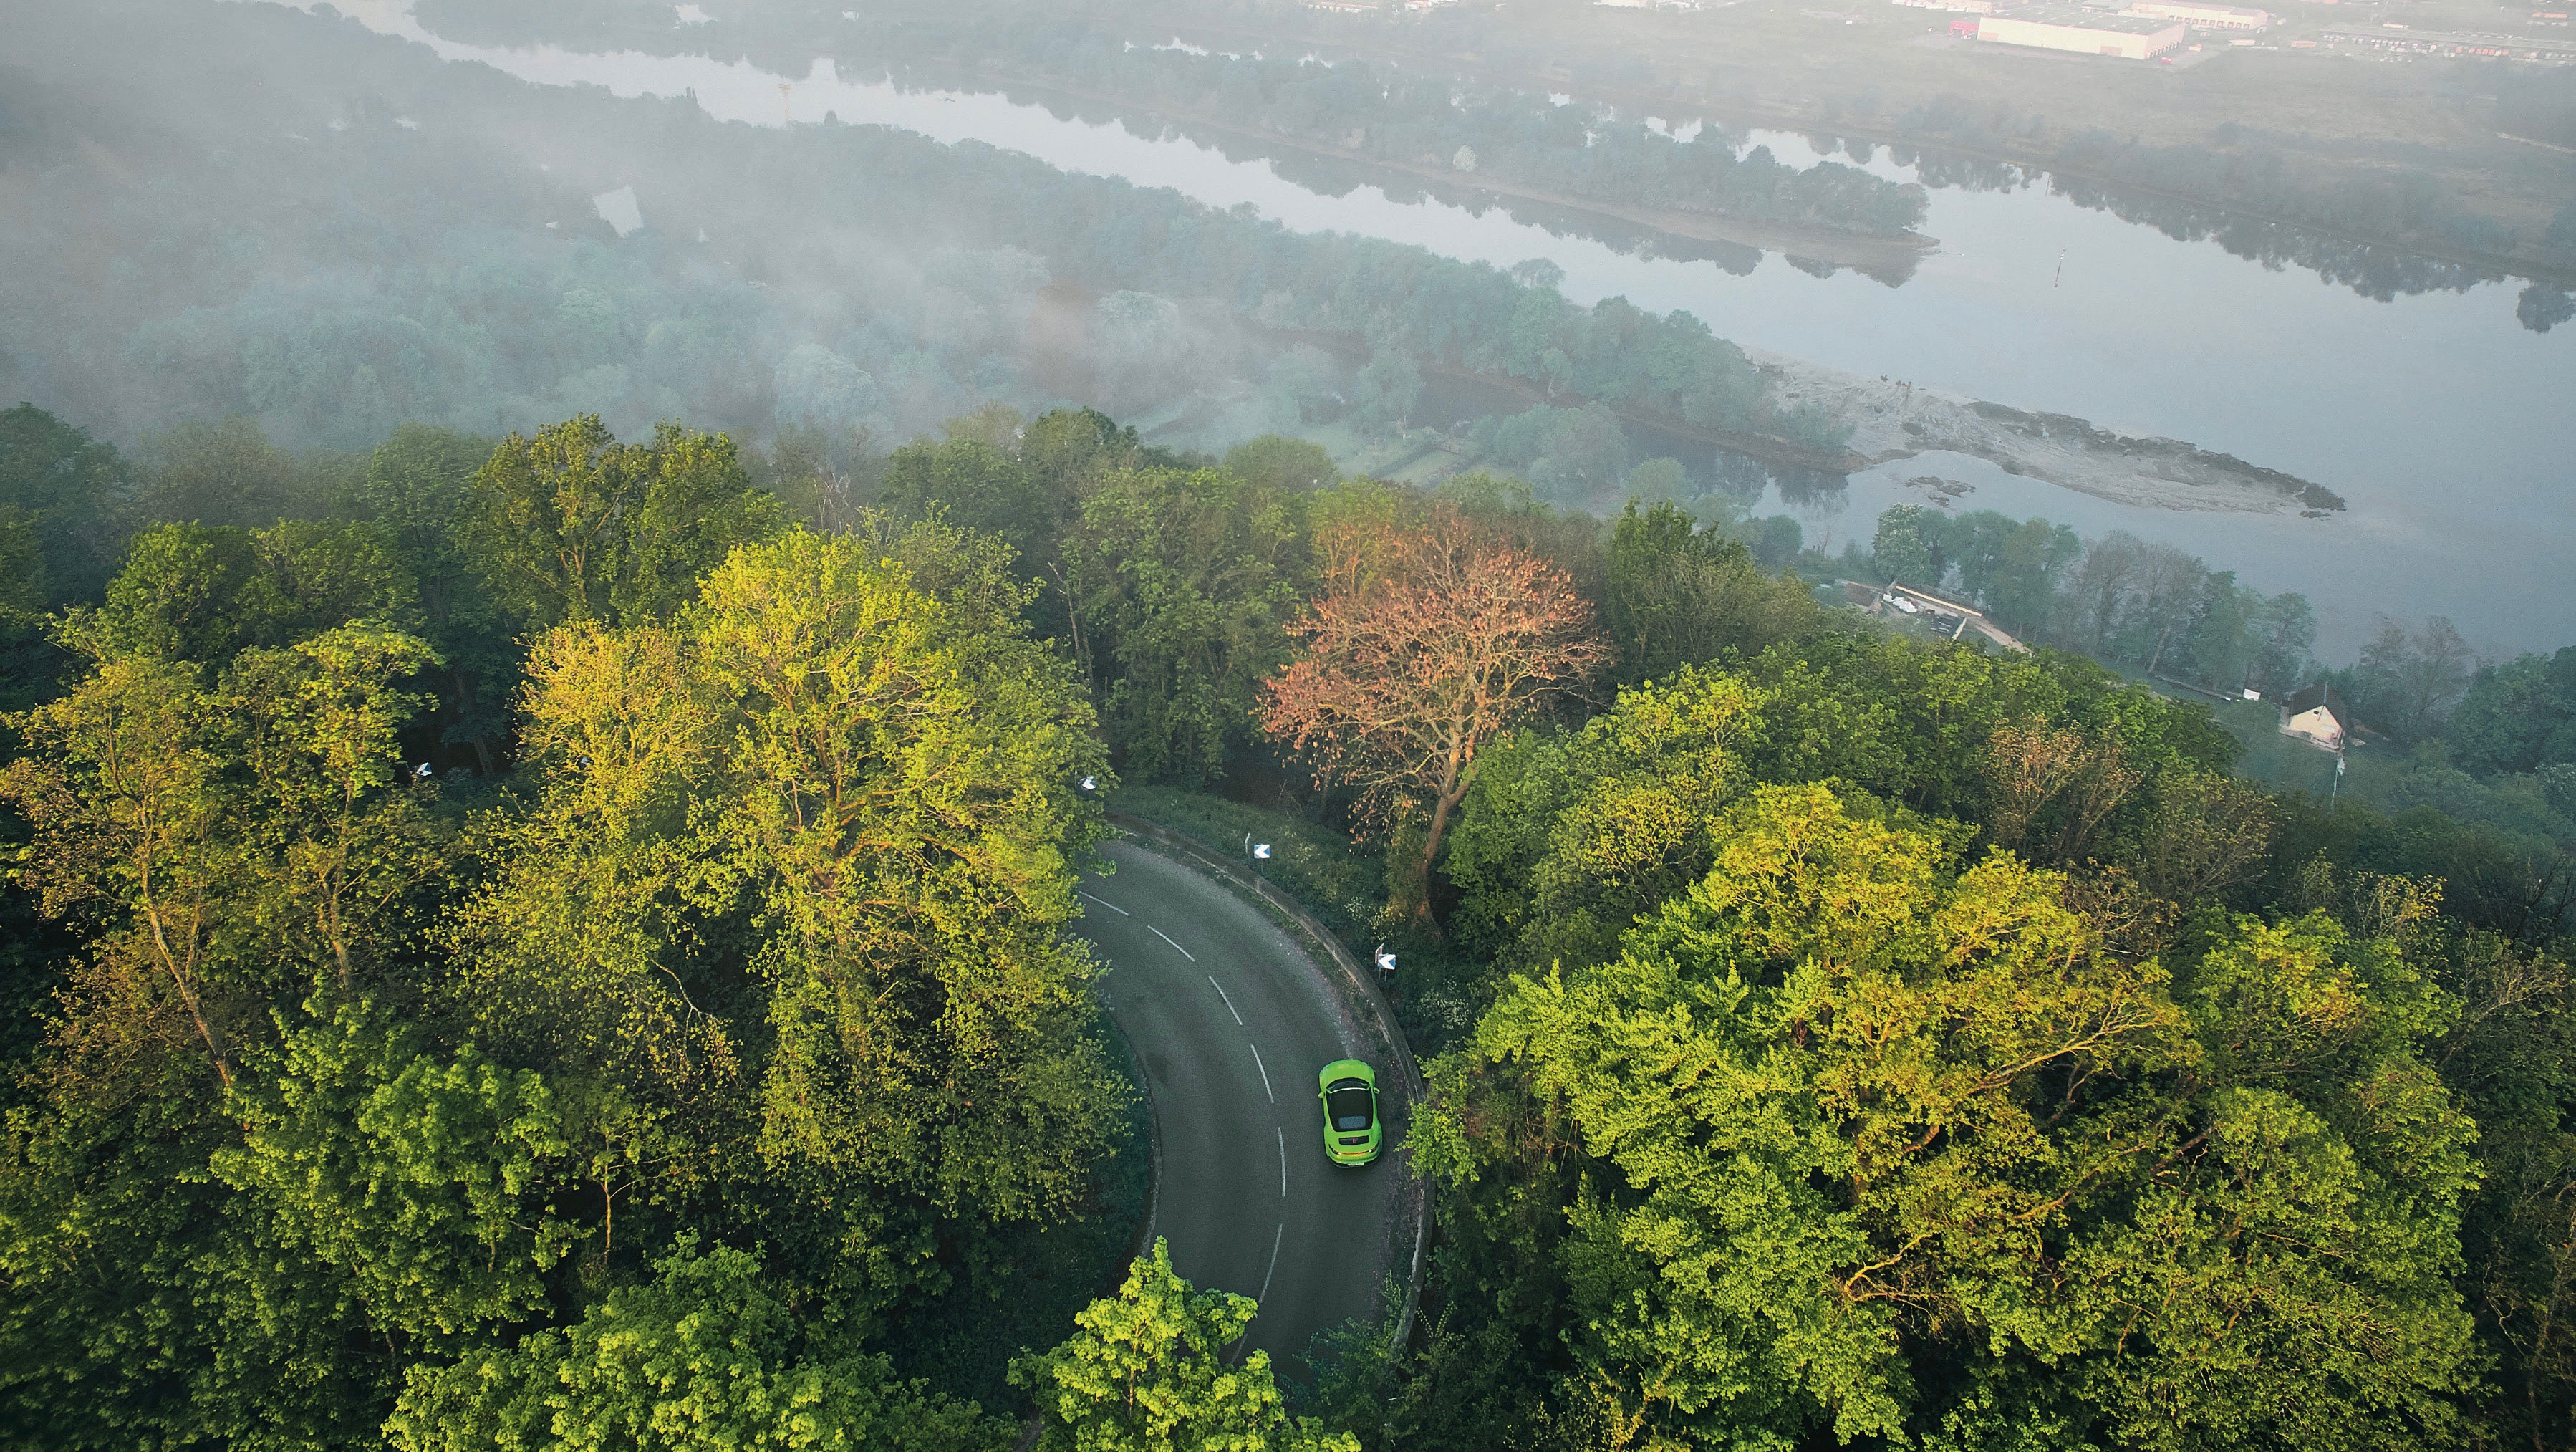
[{"xmin": 1318, "ymin": 1059, "xmax": 1381, "ymax": 1167}]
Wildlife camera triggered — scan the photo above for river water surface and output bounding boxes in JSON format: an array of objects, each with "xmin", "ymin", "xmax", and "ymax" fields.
[{"xmin": 303, "ymin": 0, "xmax": 2575, "ymax": 658}]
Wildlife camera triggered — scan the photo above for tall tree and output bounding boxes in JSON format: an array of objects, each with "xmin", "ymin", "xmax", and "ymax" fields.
[
  {"xmin": 1011, "ymin": 1239, "xmax": 1357, "ymax": 1452},
  {"xmin": 0, "ymin": 403, "xmax": 130, "ymax": 607},
  {"xmin": 463, "ymin": 415, "xmax": 777, "ymax": 629},
  {"xmin": 1061, "ymin": 465, "xmax": 1303, "ymax": 786},
  {"xmin": 1603, "ymin": 499, "xmax": 1819, "ymax": 686},
  {"xmin": 363, "ymin": 423, "xmax": 513, "ymax": 771},
  {"xmin": 2449, "ymin": 646, "xmax": 2576, "ymax": 778},
  {"xmin": 1868, "ymin": 502, "xmax": 1947, "ymax": 590},
  {"xmin": 2350, "ymin": 615, "xmax": 2481, "ymax": 744},
  {"xmin": 135, "ymin": 415, "xmax": 298, "ymax": 529},
  {"xmin": 3, "ymin": 619, "xmax": 444, "ymax": 1083},
  {"xmin": 471, "ymin": 529, "xmax": 1124, "ymax": 1240},
  {"xmin": 1260, "ymin": 505, "xmax": 1608, "ymax": 918}
]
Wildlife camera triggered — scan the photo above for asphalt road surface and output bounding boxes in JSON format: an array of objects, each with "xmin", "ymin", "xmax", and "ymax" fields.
[{"xmin": 1080, "ymin": 838, "xmax": 1405, "ymax": 1367}]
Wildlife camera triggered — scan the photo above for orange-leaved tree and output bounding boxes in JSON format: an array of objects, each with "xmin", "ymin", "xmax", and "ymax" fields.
[{"xmin": 1260, "ymin": 504, "xmax": 1608, "ymax": 920}]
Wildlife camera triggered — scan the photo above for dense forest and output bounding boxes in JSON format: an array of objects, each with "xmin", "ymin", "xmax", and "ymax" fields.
[{"xmin": 4, "ymin": 395, "xmax": 2573, "ymax": 1450}]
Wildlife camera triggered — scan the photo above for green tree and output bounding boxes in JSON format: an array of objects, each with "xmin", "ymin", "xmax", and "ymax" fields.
[
  {"xmin": 1868, "ymin": 502, "xmax": 1946, "ymax": 590},
  {"xmin": 1602, "ymin": 499, "xmax": 1821, "ymax": 686},
  {"xmin": 2449, "ymin": 646, "xmax": 2576, "ymax": 778},
  {"xmin": 211, "ymin": 999, "xmax": 582, "ymax": 1346},
  {"xmin": 1222, "ymin": 435, "xmax": 1338, "ymax": 494},
  {"xmin": 1443, "ymin": 663, "xmax": 1770, "ymax": 979},
  {"xmin": 2433, "ymin": 931, "xmax": 2576, "ymax": 1450},
  {"xmin": 87, "ymin": 519, "xmax": 420, "ymax": 668},
  {"xmin": 4, "ymin": 614, "xmax": 443, "ymax": 1085},
  {"xmin": 225, "ymin": 622, "xmax": 447, "ymax": 988},
  {"xmin": 2347, "ymin": 615, "xmax": 2481, "ymax": 744},
  {"xmin": 464, "ymin": 529, "xmax": 1122, "ymax": 1246},
  {"xmin": 463, "ymin": 415, "xmax": 778, "ymax": 628},
  {"xmin": 1947, "ymin": 511, "xmax": 2080, "ymax": 638},
  {"xmin": 1011, "ymin": 1239, "xmax": 1357, "ymax": 1452},
  {"xmin": 1354, "ymin": 349, "xmax": 1422, "ymax": 431},
  {"xmin": 136, "ymin": 414, "xmax": 298, "ymax": 529},
  {"xmin": 0, "ymin": 1085, "xmax": 392, "ymax": 1449},
  {"xmin": 389, "ymin": 1241, "xmax": 1004, "ymax": 1451},
  {"xmin": 1061, "ymin": 465, "xmax": 1303, "ymax": 785},
  {"xmin": 364, "ymin": 422, "xmax": 514, "ymax": 771},
  {"xmin": 0, "ymin": 503, "xmax": 42, "ymax": 628},
  {"xmin": 879, "ymin": 436, "xmax": 1051, "ymax": 559},
  {"xmin": 0, "ymin": 402, "xmax": 130, "ymax": 607}
]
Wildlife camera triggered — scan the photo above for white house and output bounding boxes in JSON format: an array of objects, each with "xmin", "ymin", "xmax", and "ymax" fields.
[{"xmin": 2279, "ymin": 681, "xmax": 2350, "ymax": 753}]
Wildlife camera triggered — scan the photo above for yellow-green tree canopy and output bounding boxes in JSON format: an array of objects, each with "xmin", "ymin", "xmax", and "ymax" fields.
[
  {"xmin": 1421, "ymin": 783, "xmax": 2479, "ymax": 1450},
  {"xmin": 455, "ymin": 527, "xmax": 1122, "ymax": 1248},
  {"xmin": 463, "ymin": 415, "xmax": 778, "ymax": 629},
  {"xmin": 1012, "ymin": 1239, "xmax": 1358, "ymax": 1452}
]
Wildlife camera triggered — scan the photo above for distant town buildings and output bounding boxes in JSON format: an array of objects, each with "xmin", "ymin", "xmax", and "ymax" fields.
[
  {"xmin": 1909, "ymin": 0, "xmax": 2267, "ymax": 42},
  {"xmin": 1959, "ymin": 12, "xmax": 2189, "ymax": 57},
  {"xmin": 2122, "ymin": 0, "xmax": 2270, "ymax": 29},
  {"xmin": 2320, "ymin": 25, "xmax": 2576, "ymax": 59}
]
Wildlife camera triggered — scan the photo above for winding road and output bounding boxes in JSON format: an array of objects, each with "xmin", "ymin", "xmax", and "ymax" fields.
[{"xmin": 1079, "ymin": 838, "xmax": 1410, "ymax": 1366}]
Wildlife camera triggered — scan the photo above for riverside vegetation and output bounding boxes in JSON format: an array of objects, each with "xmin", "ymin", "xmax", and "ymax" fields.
[{"xmin": 4, "ymin": 399, "xmax": 2575, "ymax": 1450}]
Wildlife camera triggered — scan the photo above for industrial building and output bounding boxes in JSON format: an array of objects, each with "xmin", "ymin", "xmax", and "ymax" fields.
[
  {"xmin": 2123, "ymin": 0, "xmax": 2270, "ymax": 29},
  {"xmin": 1964, "ymin": 13, "xmax": 2189, "ymax": 58}
]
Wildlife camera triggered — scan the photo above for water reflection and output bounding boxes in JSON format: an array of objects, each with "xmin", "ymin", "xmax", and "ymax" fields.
[
  {"xmin": 1771, "ymin": 465, "xmax": 1853, "ymax": 519},
  {"xmin": 1853, "ymin": 143, "xmax": 2531, "ymax": 317},
  {"xmin": 1011, "ymin": 89, "xmax": 1796, "ymax": 279}
]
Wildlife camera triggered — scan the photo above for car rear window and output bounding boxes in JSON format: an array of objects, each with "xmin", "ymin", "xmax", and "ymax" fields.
[{"xmin": 1326, "ymin": 1083, "xmax": 1372, "ymax": 1132}]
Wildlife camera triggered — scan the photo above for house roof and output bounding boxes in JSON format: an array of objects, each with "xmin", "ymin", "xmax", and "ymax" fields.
[{"xmin": 2282, "ymin": 681, "xmax": 2348, "ymax": 723}]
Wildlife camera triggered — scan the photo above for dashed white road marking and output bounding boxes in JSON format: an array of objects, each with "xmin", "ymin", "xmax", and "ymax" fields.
[
  {"xmin": 1248, "ymin": 1042, "xmax": 1274, "ymax": 1102},
  {"xmin": 1277, "ymin": 1125, "xmax": 1288, "ymax": 1198},
  {"xmin": 1149, "ymin": 924, "xmax": 1195, "ymax": 961},
  {"xmin": 1257, "ymin": 1221, "xmax": 1284, "ymax": 1304},
  {"xmin": 1207, "ymin": 976, "xmax": 1243, "ymax": 1025},
  {"xmin": 1076, "ymin": 889, "xmax": 1129, "ymax": 916}
]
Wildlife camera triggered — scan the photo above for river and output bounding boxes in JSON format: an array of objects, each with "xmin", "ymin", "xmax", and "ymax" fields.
[{"xmin": 295, "ymin": 0, "xmax": 2574, "ymax": 658}]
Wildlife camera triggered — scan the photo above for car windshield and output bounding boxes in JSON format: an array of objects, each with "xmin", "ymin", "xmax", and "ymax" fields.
[{"xmin": 1326, "ymin": 1082, "xmax": 1372, "ymax": 1132}]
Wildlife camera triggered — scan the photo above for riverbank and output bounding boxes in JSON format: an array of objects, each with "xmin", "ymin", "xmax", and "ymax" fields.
[
  {"xmin": 952, "ymin": 65, "xmax": 1939, "ymax": 274},
  {"xmin": 1748, "ymin": 350, "xmax": 2345, "ymax": 515},
  {"xmin": 1162, "ymin": 6, "xmax": 2576, "ymax": 289}
]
